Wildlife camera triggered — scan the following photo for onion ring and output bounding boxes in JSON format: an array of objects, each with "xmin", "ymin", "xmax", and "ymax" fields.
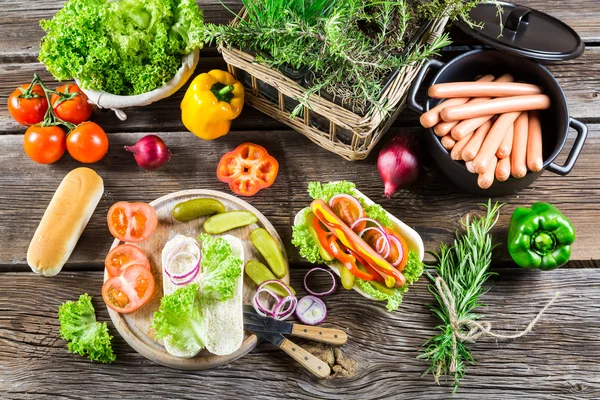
[{"xmin": 304, "ymin": 267, "xmax": 337, "ymax": 297}]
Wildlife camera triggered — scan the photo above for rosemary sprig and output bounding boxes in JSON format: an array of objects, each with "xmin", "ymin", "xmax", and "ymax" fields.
[{"xmin": 419, "ymin": 200, "xmax": 504, "ymax": 391}]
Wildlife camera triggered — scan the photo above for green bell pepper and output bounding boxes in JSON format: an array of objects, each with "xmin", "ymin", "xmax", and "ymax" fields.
[{"xmin": 507, "ymin": 202, "xmax": 575, "ymax": 270}]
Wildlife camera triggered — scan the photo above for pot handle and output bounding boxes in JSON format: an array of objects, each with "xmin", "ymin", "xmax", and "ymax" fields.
[
  {"xmin": 546, "ymin": 118, "xmax": 588, "ymax": 176},
  {"xmin": 407, "ymin": 59, "xmax": 445, "ymax": 114}
]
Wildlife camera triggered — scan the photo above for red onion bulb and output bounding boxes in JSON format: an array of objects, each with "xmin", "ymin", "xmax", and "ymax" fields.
[
  {"xmin": 377, "ymin": 133, "xmax": 420, "ymax": 198},
  {"xmin": 125, "ymin": 135, "xmax": 171, "ymax": 170}
]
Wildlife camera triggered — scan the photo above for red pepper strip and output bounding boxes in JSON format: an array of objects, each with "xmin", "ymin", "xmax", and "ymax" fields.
[
  {"xmin": 313, "ymin": 206, "xmax": 405, "ymax": 287},
  {"xmin": 312, "ymin": 215, "xmax": 334, "ymax": 258},
  {"xmin": 326, "ymin": 236, "xmax": 376, "ymax": 281}
]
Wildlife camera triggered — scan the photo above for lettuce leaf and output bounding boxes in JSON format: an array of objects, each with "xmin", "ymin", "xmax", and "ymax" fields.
[
  {"xmin": 291, "ymin": 208, "xmax": 326, "ymax": 265},
  {"xmin": 39, "ymin": 0, "xmax": 204, "ymax": 95},
  {"xmin": 152, "ymin": 283, "xmax": 206, "ymax": 353},
  {"xmin": 58, "ymin": 294, "xmax": 116, "ymax": 363},
  {"xmin": 198, "ymin": 234, "xmax": 242, "ymax": 302}
]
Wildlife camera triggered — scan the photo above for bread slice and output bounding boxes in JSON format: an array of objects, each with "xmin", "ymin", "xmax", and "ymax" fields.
[
  {"xmin": 161, "ymin": 235, "xmax": 204, "ymax": 358},
  {"xmin": 204, "ymin": 235, "xmax": 245, "ymax": 356},
  {"xmin": 160, "ymin": 234, "xmax": 245, "ymax": 358}
]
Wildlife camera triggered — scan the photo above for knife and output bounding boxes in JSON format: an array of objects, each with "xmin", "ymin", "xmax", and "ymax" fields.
[
  {"xmin": 252, "ymin": 330, "xmax": 331, "ymax": 379},
  {"xmin": 244, "ymin": 310, "xmax": 348, "ymax": 346}
]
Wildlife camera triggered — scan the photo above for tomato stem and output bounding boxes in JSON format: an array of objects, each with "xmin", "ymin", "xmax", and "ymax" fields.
[{"xmin": 29, "ymin": 74, "xmax": 77, "ymax": 131}]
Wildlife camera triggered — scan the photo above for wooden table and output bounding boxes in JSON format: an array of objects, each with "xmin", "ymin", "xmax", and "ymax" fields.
[{"xmin": 1, "ymin": 1, "xmax": 599, "ymax": 398}]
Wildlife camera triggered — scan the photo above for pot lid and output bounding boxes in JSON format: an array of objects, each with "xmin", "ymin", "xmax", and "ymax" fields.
[{"xmin": 455, "ymin": 1, "xmax": 584, "ymax": 61}]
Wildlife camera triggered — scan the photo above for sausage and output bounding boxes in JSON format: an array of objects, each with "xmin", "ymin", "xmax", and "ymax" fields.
[
  {"xmin": 496, "ymin": 121, "xmax": 514, "ymax": 159},
  {"xmin": 440, "ymin": 134, "xmax": 456, "ymax": 150},
  {"xmin": 478, "ymin": 156, "xmax": 498, "ymax": 189},
  {"xmin": 421, "ymin": 75, "xmax": 495, "ymax": 128},
  {"xmin": 441, "ymin": 94, "xmax": 551, "ymax": 122},
  {"xmin": 434, "ymin": 120, "xmax": 459, "ymax": 137},
  {"xmin": 527, "ymin": 110, "xmax": 544, "ymax": 172},
  {"xmin": 451, "ymin": 132, "xmax": 473, "ymax": 161},
  {"xmin": 429, "ymin": 81, "xmax": 542, "ymax": 99},
  {"xmin": 495, "ymin": 157, "xmax": 511, "ymax": 182},
  {"xmin": 310, "ymin": 199, "xmax": 406, "ymax": 287},
  {"xmin": 511, "ymin": 112, "xmax": 529, "ymax": 178},
  {"xmin": 472, "ymin": 112, "xmax": 521, "ymax": 174},
  {"xmin": 461, "ymin": 118, "xmax": 494, "ymax": 162},
  {"xmin": 450, "ymin": 74, "xmax": 515, "ymax": 139},
  {"xmin": 465, "ymin": 161, "xmax": 475, "ymax": 173}
]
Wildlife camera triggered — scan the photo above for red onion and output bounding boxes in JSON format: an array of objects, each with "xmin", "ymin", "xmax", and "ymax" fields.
[
  {"xmin": 296, "ymin": 296, "xmax": 327, "ymax": 325},
  {"xmin": 304, "ymin": 267, "xmax": 336, "ymax": 297},
  {"xmin": 389, "ymin": 236, "xmax": 404, "ymax": 267},
  {"xmin": 378, "ymin": 134, "xmax": 420, "ymax": 198},
  {"xmin": 125, "ymin": 135, "xmax": 172, "ymax": 170},
  {"xmin": 253, "ymin": 280, "xmax": 297, "ymax": 320}
]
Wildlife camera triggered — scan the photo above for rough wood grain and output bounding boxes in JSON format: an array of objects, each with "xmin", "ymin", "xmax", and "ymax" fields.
[
  {"xmin": 0, "ymin": 268, "xmax": 598, "ymax": 399},
  {"xmin": 0, "ymin": 0, "xmax": 598, "ymax": 63},
  {"xmin": 0, "ymin": 125, "xmax": 598, "ymax": 270},
  {"xmin": 1, "ymin": 47, "xmax": 599, "ymax": 135}
]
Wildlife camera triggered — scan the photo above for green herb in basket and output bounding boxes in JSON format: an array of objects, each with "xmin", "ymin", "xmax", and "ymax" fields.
[
  {"xmin": 39, "ymin": 0, "xmax": 204, "ymax": 95},
  {"xmin": 203, "ymin": 0, "xmax": 490, "ymax": 117}
]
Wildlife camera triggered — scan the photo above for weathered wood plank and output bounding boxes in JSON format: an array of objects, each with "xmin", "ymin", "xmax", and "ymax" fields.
[
  {"xmin": 0, "ymin": 125, "xmax": 598, "ymax": 270},
  {"xmin": 0, "ymin": 0, "xmax": 598, "ymax": 63},
  {"xmin": 1, "ymin": 46, "xmax": 598, "ymax": 135},
  {"xmin": 0, "ymin": 268, "xmax": 598, "ymax": 399}
]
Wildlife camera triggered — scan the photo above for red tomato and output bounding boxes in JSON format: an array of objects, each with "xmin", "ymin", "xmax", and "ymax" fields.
[
  {"xmin": 66, "ymin": 122, "xmax": 108, "ymax": 163},
  {"xmin": 329, "ymin": 195, "xmax": 365, "ymax": 231},
  {"xmin": 107, "ymin": 201, "xmax": 158, "ymax": 243},
  {"xmin": 102, "ymin": 265, "xmax": 155, "ymax": 314},
  {"xmin": 51, "ymin": 84, "xmax": 93, "ymax": 125},
  {"xmin": 105, "ymin": 244, "xmax": 151, "ymax": 278},
  {"xmin": 8, "ymin": 84, "xmax": 48, "ymax": 125},
  {"xmin": 363, "ymin": 228, "xmax": 408, "ymax": 270},
  {"xmin": 23, "ymin": 125, "xmax": 66, "ymax": 164}
]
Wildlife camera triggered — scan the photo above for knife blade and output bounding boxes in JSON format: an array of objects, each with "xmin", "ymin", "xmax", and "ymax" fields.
[
  {"xmin": 244, "ymin": 310, "xmax": 348, "ymax": 346},
  {"xmin": 244, "ymin": 311, "xmax": 293, "ymax": 335},
  {"xmin": 251, "ymin": 330, "xmax": 330, "ymax": 379}
]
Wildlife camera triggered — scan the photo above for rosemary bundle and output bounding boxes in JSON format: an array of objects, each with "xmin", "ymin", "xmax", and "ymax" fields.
[
  {"xmin": 420, "ymin": 201, "xmax": 558, "ymax": 391},
  {"xmin": 420, "ymin": 201, "xmax": 503, "ymax": 390},
  {"xmin": 203, "ymin": 0, "xmax": 490, "ymax": 116}
]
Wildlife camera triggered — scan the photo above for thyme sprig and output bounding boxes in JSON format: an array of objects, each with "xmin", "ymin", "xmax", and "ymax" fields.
[{"xmin": 419, "ymin": 200, "xmax": 504, "ymax": 391}]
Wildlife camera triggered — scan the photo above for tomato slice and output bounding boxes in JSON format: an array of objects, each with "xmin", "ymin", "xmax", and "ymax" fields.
[
  {"xmin": 329, "ymin": 195, "xmax": 365, "ymax": 231},
  {"xmin": 363, "ymin": 228, "xmax": 408, "ymax": 270},
  {"xmin": 102, "ymin": 265, "xmax": 155, "ymax": 314},
  {"xmin": 105, "ymin": 244, "xmax": 151, "ymax": 278},
  {"xmin": 216, "ymin": 142, "xmax": 279, "ymax": 196},
  {"xmin": 107, "ymin": 201, "xmax": 158, "ymax": 243}
]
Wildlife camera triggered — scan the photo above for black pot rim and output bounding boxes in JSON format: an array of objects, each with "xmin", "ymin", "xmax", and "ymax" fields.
[{"xmin": 425, "ymin": 49, "xmax": 570, "ymax": 175}]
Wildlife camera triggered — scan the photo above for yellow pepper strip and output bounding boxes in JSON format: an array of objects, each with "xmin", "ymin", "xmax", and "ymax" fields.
[
  {"xmin": 311, "ymin": 200, "xmax": 405, "ymax": 288},
  {"xmin": 181, "ymin": 69, "xmax": 244, "ymax": 140}
]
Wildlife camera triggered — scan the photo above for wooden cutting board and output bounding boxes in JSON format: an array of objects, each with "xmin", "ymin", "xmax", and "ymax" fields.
[{"xmin": 103, "ymin": 189, "xmax": 290, "ymax": 369}]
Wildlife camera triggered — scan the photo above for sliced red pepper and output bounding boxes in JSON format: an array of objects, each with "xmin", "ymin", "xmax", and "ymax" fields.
[
  {"xmin": 216, "ymin": 142, "xmax": 279, "ymax": 196},
  {"xmin": 313, "ymin": 205, "xmax": 405, "ymax": 287},
  {"xmin": 312, "ymin": 216, "xmax": 333, "ymax": 258},
  {"xmin": 326, "ymin": 236, "xmax": 376, "ymax": 281}
]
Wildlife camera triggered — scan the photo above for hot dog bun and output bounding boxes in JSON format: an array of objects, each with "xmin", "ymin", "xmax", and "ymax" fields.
[{"xmin": 27, "ymin": 168, "xmax": 104, "ymax": 276}]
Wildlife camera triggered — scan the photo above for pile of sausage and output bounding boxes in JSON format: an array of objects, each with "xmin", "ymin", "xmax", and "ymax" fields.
[{"xmin": 420, "ymin": 74, "xmax": 550, "ymax": 189}]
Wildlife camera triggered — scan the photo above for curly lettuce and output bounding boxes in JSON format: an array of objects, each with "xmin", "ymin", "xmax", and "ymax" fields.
[
  {"xmin": 198, "ymin": 234, "xmax": 242, "ymax": 302},
  {"xmin": 58, "ymin": 294, "xmax": 116, "ymax": 363},
  {"xmin": 39, "ymin": 0, "xmax": 204, "ymax": 95},
  {"xmin": 152, "ymin": 283, "xmax": 207, "ymax": 354}
]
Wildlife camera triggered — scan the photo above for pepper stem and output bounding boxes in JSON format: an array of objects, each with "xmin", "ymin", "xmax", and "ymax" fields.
[
  {"xmin": 531, "ymin": 231, "xmax": 556, "ymax": 255},
  {"xmin": 210, "ymin": 83, "xmax": 235, "ymax": 103}
]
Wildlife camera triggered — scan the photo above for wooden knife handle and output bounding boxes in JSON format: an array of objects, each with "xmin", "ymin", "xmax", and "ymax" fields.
[
  {"xmin": 279, "ymin": 338, "xmax": 331, "ymax": 379},
  {"xmin": 291, "ymin": 324, "xmax": 348, "ymax": 346}
]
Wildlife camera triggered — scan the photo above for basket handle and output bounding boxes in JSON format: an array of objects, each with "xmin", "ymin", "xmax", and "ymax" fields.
[
  {"xmin": 546, "ymin": 118, "xmax": 588, "ymax": 176},
  {"xmin": 407, "ymin": 59, "xmax": 445, "ymax": 114}
]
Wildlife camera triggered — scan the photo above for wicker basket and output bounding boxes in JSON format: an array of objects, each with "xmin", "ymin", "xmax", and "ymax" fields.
[{"xmin": 220, "ymin": 12, "xmax": 448, "ymax": 161}]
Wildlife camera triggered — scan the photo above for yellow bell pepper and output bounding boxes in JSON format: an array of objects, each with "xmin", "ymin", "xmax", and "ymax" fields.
[{"xmin": 181, "ymin": 70, "xmax": 244, "ymax": 140}]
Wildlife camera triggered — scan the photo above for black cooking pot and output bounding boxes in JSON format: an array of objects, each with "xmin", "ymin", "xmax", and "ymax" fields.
[{"xmin": 408, "ymin": 49, "xmax": 588, "ymax": 196}]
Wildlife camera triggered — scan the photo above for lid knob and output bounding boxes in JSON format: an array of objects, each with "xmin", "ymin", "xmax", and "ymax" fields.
[{"xmin": 505, "ymin": 6, "xmax": 531, "ymax": 32}]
